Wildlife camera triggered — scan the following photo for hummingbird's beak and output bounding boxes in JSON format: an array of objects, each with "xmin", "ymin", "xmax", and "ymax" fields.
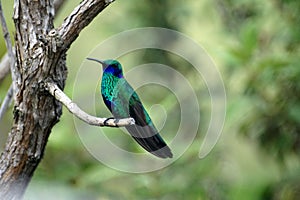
[{"xmin": 86, "ymin": 57, "xmax": 105, "ymax": 66}]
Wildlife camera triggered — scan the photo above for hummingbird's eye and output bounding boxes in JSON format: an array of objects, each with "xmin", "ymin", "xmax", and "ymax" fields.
[{"xmin": 109, "ymin": 64, "xmax": 117, "ymax": 69}]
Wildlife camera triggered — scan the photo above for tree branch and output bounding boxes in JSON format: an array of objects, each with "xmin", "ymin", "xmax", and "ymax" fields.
[
  {"xmin": 45, "ymin": 82, "xmax": 135, "ymax": 127},
  {"xmin": 0, "ymin": 1, "xmax": 16, "ymax": 92},
  {"xmin": 0, "ymin": 84, "xmax": 13, "ymax": 121},
  {"xmin": 0, "ymin": 53, "xmax": 10, "ymax": 82},
  {"xmin": 57, "ymin": 0, "xmax": 115, "ymax": 50}
]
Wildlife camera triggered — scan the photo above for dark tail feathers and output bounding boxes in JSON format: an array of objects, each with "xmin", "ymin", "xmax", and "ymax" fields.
[{"xmin": 132, "ymin": 134, "xmax": 173, "ymax": 158}]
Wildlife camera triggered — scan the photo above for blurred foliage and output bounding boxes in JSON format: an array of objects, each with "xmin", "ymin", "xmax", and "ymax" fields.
[
  {"xmin": 218, "ymin": 0, "xmax": 300, "ymax": 161},
  {"xmin": 0, "ymin": 0, "xmax": 300, "ymax": 199}
]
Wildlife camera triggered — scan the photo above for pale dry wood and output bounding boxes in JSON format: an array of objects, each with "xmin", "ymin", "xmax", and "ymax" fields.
[
  {"xmin": 0, "ymin": 1, "xmax": 16, "ymax": 92},
  {"xmin": 0, "ymin": 84, "xmax": 13, "ymax": 121},
  {"xmin": 0, "ymin": 53, "xmax": 10, "ymax": 82},
  {"xmin": 46, "ymin": 82, "xmax": 135, "ymax": 127}
]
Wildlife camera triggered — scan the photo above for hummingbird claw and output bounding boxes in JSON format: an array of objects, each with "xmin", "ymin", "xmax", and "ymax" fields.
[{"xmin": 103, "ymin": 117, "xmax": 115, "ymax": 126}]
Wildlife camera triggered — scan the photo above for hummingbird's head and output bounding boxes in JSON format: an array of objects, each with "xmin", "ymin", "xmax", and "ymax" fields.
[{"xmin": 87, "ymin": 58, "xmax": 123, "ymax": 78}]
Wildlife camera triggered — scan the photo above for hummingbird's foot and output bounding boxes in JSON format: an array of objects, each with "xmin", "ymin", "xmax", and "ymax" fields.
[{"xmin": 103, "ymin": 117, "xmax": 115, "ymax": 126}]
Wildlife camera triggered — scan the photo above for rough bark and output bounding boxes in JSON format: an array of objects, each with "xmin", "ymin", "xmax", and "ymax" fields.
[
  {"xmin": 0, "ymin": 1, "xmax": 66, "ymax": 198},
  {"xmin": 0, "ymin": 0, "xmax": 111, "ymax": 199}
]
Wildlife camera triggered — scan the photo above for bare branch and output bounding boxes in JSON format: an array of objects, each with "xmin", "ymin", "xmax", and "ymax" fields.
[
  {"xmin": 0, "ymin": 53, "xmax": 10, "ymax": 82},
  {"xmin": 45, "ymin": 82, "xmax": 135, "ymax": 127},
  {"xmin": 0, "ymin": 84, "xmax": 13, "ymax": 121},
  {"xmin": 0, "ymin": 1, "xmax": 16, "ymax": 92},
  {"xmin": 57, "ymin": 0, "xmax": 115, "ymax": 50}
]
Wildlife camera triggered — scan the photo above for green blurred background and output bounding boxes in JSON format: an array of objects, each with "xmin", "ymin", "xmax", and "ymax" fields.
[{"xmin": 1, "ymin": 0, "xmax": 300, "ymax": 199}]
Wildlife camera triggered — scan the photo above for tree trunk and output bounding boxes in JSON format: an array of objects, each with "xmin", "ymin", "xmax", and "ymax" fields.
[
  {"xmin": 0, "ymin": 0, "xmax": 66, "ymax": 199},
  {"xmin": 0, "ymin": 0, "xmax": 110, "ymax": 199}
]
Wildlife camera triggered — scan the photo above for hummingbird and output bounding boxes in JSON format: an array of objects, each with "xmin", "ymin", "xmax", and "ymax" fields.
[{"xmin": 87, "ymin": 58, "xmax": 173, "ymax": 158}]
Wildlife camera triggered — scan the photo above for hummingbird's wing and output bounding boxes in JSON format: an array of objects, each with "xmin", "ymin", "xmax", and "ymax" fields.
[
  {"xmin": 106, "ymin": 78, "xmax": 173, "ymax": 158},
  {"xmin": 124, "ymin": 88, "xmax": 173, "ymax": 158}
]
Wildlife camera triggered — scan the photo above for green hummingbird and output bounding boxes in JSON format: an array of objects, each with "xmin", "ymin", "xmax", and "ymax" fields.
[{"xmin": 87, "ymin": 58, "xmax": 173, "ymax": 158}]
